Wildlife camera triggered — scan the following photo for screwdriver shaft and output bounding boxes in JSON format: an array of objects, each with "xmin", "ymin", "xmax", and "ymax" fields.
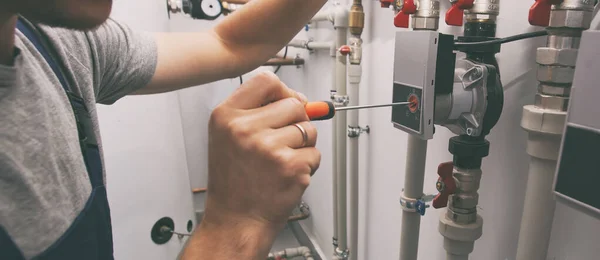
[{"xmin": 335, "ymin": 102, "xmax": 410, "ymax": 111}]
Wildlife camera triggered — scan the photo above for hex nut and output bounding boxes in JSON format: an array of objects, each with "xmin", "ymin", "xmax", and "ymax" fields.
[
  {"xmin": 449, "ymin": 194, "xmax": 479, "ymax": 209},
  {"xmin": 412, "ymin": 17, "xmax": 438, "ymax": 31},
  {"xmin": 446, "ymin": 208, "xmax": 477, "ymax": 224},
  {"xmin": 538, "ymin": 84, "xmax": 571, "ymax": 96},
  {"xmin": 549, "ymin": 9, "xmax": 593, "ymax": 29},
  {"xmin": 537, "ymin": 48, "xmax": 579, "ymax": 66},
  {"xmin": 535, "ymin": 93, "xmax": 570, "ymax": 111},
  {"xmin": 537, "ymin": 65, "xmax": 575, "ymax": 84}
]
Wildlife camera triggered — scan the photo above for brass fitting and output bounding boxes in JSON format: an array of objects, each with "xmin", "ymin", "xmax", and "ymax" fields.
[{"xmin": 349, "ymin": 1, "xmax": 365, "ymax": 37}]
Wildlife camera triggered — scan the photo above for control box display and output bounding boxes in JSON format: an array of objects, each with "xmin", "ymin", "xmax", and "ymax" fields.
[{"xmin": 391, "ymin": 31, "xmax": 454, "ymax": 140}]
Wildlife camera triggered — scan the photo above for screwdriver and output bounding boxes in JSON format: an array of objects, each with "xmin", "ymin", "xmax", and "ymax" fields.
[{"xmin": 306, "ymin": 101, "xmax": 411, "ymax": 121}]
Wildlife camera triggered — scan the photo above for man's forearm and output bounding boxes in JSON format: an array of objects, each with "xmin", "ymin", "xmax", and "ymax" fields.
[
  {"xmin": 214, "ymin": 0, "xmax": 327, "ymax": 75},
  {"xmin": 180, "ymin": 209, "xmax": 282, "ymax": 260},
  {"xmin": 140, "ymin": 0, "xmax": 327, "ymax": 95}
]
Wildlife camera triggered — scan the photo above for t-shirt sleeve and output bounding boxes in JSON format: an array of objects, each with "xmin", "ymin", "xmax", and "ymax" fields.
[{"xmin": 85, "ymin": 19, "xmax": 158, "ymax": 104}]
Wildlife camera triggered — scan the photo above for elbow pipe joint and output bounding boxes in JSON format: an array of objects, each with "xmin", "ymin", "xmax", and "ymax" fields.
[{"xmin": 334, "ymin": 6, "xmax": 350, "ymax": 28}]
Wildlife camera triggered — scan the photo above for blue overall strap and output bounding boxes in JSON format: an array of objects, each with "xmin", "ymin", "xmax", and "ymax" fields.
[{"xmin": 11, "ymin": 18, "xmax": 114, "ymax": 260}]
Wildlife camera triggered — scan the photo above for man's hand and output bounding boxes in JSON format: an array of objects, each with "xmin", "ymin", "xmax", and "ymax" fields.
[{"xmin": 181, "ymin": 71, "xmax": 321, "ymax": 260}]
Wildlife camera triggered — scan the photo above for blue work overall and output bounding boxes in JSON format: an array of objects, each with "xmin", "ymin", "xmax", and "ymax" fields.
[{"xmin": 0, "ymin": 18, "xmax": 114, "ymax": 260}]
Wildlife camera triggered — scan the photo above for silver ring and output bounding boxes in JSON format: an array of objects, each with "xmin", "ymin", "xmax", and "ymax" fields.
[{"xmin": 293, "ymin": 123, "xmax": 308, "ymax": 148}]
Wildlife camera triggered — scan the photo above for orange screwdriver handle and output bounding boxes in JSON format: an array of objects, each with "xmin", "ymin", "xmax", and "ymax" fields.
[{"xmin": 306, "ymin": 101, "xmax": 335, "ymax": 121}]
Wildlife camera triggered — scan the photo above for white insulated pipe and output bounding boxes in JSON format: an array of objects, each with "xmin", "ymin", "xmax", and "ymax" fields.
[
  {"xmin": 288, "ymin": 39, "xmax": 333, "ymax": 51},
  {"xmin": 399, "ymin": 136, "xmax": 428, "ymax": 260},
  {"xmin": 515, "ymin": 157, "xmax": 559, "ymax": 260},
  {"xmin": 311, "ymin": 9, "xmax": 334, "ymax": 23},
  {"xmin": 334, "ymin": 27, "xmax": 349, "ymax": 252},
  {"xmin": 446, "ymin": 253, "xmax": 469, "ymax": 260},
  {"xmin": 347, "ymin": 64, "xmax": 362, "ymax": 260}
]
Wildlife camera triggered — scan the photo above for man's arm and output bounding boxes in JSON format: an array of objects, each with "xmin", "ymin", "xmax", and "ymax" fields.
[
  {"xmin": 180, "ymin": 72, "xmax": 320, "ymax": 259},
  {"xmin": 136, "ymin": 0, "xmax": 327, "ymax": 94}
]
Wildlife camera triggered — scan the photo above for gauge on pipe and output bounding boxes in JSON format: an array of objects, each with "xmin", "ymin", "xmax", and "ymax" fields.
[{"xmin": 191, "ymin": 0, "xmax": 223, "ymax": 20}]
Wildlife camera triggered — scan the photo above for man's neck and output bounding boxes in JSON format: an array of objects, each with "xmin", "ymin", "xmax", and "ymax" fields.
[{"xmin": 0, "ymin": 11, "xmax": 17, "ymax": 66}]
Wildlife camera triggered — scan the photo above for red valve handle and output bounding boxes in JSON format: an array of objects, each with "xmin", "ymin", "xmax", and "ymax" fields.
[
  {"xmin": 380, "ymin": 0, "xmax": 394, "ymax": 8},
  {"xmin": 394, "ymin": 0, "xmax": 417, "ymax": 28},
  {"xmin": 432, "ymin": 162, "xmax": 456, "ymax": 209},
  {"xmin": 339, "ymin": 45, "xmax": 352, "ymax": 56},
  {"xmin": 445, "ymin": 0, "xmax": 474, "ymax": 26},
  {"xmin": 529, "ymin": 0, "xmax": 564, "ymax": 27}
]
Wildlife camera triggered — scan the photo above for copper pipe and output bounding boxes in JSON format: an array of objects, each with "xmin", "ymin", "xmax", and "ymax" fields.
[
  {"xmin": 264, "ymin": 57, "xmax": 305, "ymax": 66},
  {"xmin": 192, "ymin": 188, "xmax": 207, "ymax": 194}
]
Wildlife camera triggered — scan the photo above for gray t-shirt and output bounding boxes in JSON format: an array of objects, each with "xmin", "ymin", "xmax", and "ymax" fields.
[{"xmin": 0, "ymin": 19, "xmax": 157, "ymax": 258}]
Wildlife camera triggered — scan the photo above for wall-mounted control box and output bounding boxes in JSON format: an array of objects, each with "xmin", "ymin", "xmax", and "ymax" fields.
[
  {"xmin": 554, "ymin": 31, "xmax": 600, "ymax": 219},
  {"xmin": 391, "ymin": 31, "xmax": 455, "ymax": 140}
]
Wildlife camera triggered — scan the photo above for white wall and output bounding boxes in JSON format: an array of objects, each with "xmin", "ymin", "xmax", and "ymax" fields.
[
  {"xmin": 97, "ymin": 1, "xmax": 195, "ymax": 259},
  {"xmin": 277, "ymin": 1, "xmax": 600, "ymax": 260},
  {"xmin": 104, "ymin": 0, "xmax": 600, "ymax": 259}
]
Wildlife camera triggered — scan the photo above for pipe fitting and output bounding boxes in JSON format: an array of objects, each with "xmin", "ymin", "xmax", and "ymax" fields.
[
  {"xmin": 536, "ymin": 47, "xmax": 579, "ymax": 66},
  {"xmin": 330, "ymin": 91, "xmax": 350, "ymax": 107},
  {"xmin": 334, "ymin": 248, "xmax": 350, "ymax": 260},
  {"xmin": 334, "ymin": 6, "xmax": 350, "ymax": 29},
  {"xmin": 537, "ymin": 65, "xmax": 575, "ymax": 84},
  {"xmin": 348, "ymin": 125, "xmax": 370, "ymax": 138},
  {"xmin": 349, "ymin": 1, "xmax": 365, "ymax": 36},
  {"xmin": 521, "ymin": 105, "xmax": 566, "ymax": 160},
  {"xmin": 534, "ymin": 93, "xmax": 570, "ymax": 110},
  {"xmin": 464, "ymin": 0, "xmax": 500, "ymax": 22},
  {"xmin": 439, "ymin": 211, "xmax": 483, "ymax": 249},
  {"xmin": 538, "ymin": 84, "xmax": 571, "ymax": 96},
  {"xmin": 413, "ymin": 0, "xmax": 441, "ymax": 30},
  {"xmin": 553, "ymin": 0, "xmax": 596, "ymax": 11},
  {"xmin": 549, "ymin": 9, "xmax": 594, "ymax": 29}
]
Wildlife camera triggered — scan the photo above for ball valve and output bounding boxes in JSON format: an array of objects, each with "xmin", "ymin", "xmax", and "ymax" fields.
[
  {"xmin": 338, "ymin": 45, "xmax": 352, "ymax": 56},
  {"xmin": 432, "ymin": 162, "xmax": 457, "ymax": 209},
  {"xmin": 445, "ymin": 0, "xmax": 474, "ymax": 26},
  {"xmin": 528, "ymin": 0, "xmax": 564, "ymax": 27},
  {"xmin": 394, "ymin": 0, "xmax": 417, "ymax": 28}
]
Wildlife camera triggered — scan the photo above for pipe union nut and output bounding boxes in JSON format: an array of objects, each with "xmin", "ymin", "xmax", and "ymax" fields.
[
  {"xmin": 439, "ymin": 211, "xmax": 483, "ymax": 241},
  {"xmin": 537, "ymin": 48, "xmax": 579, "ymax": 67},
  {"xmin": 549, "ymin": 10, "xmax": 593, "ymax": 29},
  {"xmin": 535, "ymin": 93, "xmax": 570, "ymax": 111},
  {"xmin": 449, "ymin": 193, "xmax": 480, "ymax": 209},
  {"xmin": 537, "ymin": 65, "xmax": 575, "ymax": 84},
  {"xmin": 446, "ymin": 208, "xmax": 478, "ymax": 224},
  {"xmin": 411, "ymin": 17, "xmax": 439, "ymax": 31}
]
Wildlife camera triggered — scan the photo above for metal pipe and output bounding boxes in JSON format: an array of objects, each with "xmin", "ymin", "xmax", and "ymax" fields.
[
  {"xmin": 347, "ymin": 64, "xmax": 361, "ymax": 260},
  {"xmin": 399, "ymin": 136, "xmax": 428, "ymax": 260},
  {"xmin": 191, "ymin": 188, "xmax": 207, "ymax": 194},
  {"xmin": 517, "ymin": 1, "xmax": 594, "ymax": 259},
  {"xmin": 288, "ymin": 40, "xmax": 333, "ymax": 51},
  {"xmin": 334, "ymin": 27, "xmax": 349, "ymax": 253},
  {"xmin": 264, "ymin": 57, "xmax": 305, "ymax": 66}
]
